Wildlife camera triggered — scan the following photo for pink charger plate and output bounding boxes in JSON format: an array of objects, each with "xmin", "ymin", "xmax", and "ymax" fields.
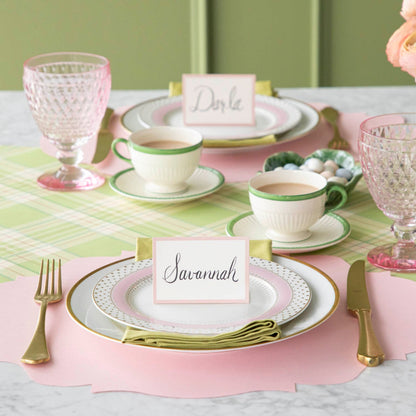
[{"xmin": 3, "ymin": 252, "xmax": 416, "ymax": 397}]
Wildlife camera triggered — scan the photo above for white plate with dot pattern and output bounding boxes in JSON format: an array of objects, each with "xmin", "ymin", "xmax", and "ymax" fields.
[{"xmin": 91, "ymin": 257, "xmax": 311, "ymax": 335}]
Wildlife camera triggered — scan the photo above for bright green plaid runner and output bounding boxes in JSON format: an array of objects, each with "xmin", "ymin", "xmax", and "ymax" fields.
[{"xmin": 0, "ymin": 145, "xmax": 414, "ymax": 282}]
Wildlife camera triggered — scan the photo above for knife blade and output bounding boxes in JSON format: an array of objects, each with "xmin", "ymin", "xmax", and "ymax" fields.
[
  {"xmin": 347, "ymin": 260, "xmax": 385, "ymax": 367},
  {"xmin": 91, "ymin": 107, "xmax": 114, "ymax": 164}
]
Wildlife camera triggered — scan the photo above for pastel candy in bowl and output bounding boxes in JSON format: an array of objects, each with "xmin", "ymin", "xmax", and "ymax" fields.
[{"xmin": 263, "ymin": 149, "xmax": 362, "ymax": 204}]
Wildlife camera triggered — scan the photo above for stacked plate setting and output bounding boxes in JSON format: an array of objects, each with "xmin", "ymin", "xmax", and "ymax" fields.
[
  {"xmin": 121, "ymin": 95, "xmax": 320, "ymax": 149},
  {"xmin": 66, "ymin": 255, "xmax": 339, "ymax": 353}
]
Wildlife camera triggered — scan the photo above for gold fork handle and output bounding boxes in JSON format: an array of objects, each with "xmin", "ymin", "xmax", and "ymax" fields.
[
  {"xmin": 21, "ymin": 301, "xmax": 50, "ymax": 364},
  {"xmin": 331, "ymin": 123, "xmax": 340, "ymax": 137},
  {"xmin": 328, "ymin": 123, "xmax": 350, "ymax": 149},
  {"xmin": 332, "ymin": 123, "xmax": 345, "ymax": 141}
]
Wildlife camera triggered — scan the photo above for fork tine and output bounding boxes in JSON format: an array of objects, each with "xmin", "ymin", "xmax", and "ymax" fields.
[
  {"xmin": 43, "ymin": 259, "xmax": 50, "ymax": 295},
  {"xmin": 57, "ymin": 259, "xmax": 62, "ymax": 296},
  {"xmin": 35, "ymin": 259, "xmax": 44, "ymax": 296},
  {"xmin": 51, "ymin": 259, "xmax": 55, "ymax": 293}
]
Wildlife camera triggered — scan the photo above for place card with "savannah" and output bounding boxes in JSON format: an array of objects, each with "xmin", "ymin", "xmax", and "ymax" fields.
[{"xmin": 153, "ymin": 237, "xmax": 250, "ymax": 304}]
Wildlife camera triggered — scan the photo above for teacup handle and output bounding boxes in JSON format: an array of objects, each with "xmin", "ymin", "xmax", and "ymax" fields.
[
  {"xmin": 324, "ymin": 184, "xmax": 348, "ymax": 214},
  {"xmin": 111, "ymin": 138, "xmax": 132, "ymax": 163}
]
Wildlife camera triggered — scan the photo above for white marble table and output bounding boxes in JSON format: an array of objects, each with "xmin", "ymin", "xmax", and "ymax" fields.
[{"xmin": 1, "ymin": 87, "xmax": 416, "ymax": 415}]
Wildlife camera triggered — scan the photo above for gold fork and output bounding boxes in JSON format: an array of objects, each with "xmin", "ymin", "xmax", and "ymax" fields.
[
  {"xmin": 321, "ymin": 106, "xmax": 350, "ymax": 150},
  {"xmin": 21, "ymin": 259, "xmax": 62, "ymax": 364}
]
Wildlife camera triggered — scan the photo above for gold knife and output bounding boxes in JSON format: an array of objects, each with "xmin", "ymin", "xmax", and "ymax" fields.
[
  {"xmin": 347, "ymin": 260, "xmax": 385, "ymax": 367},
  {"xmin": 91, "ymin": 107, "xmax": 114, "ymax": 164}
]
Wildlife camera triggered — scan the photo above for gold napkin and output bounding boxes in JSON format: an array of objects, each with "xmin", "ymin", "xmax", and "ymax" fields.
[
  {"xmin": 168, "ymin": 80, "xmax": 278, "ymax": 98},
  {"xmin": 169, "ymin": 80, "xmax": 280, "ymax": 148},
  {"xmin": 125, "ymin": 237, "xmax": 277, "ymax": 349},
  {"xmin": 122, "ymin": 319, "xmax": 281, "ymax": 350},
  {"xmin": 135, "ymin": 237, "xmax": 272, "ymax": 261}
]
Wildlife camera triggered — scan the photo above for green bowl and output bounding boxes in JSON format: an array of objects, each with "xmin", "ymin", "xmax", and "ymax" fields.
[{"xmin": 263, "ymin": 149, "xmax": 363, "ymax": 204}]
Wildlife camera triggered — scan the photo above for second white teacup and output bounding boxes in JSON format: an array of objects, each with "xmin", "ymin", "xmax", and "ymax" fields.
[
  {"xmin": 112, "ymin": 126, "xmax": 203, "ymax": 193},
  {"xmin": 249, "ymin": 170, "xmax": 348, "ymax": 242}
]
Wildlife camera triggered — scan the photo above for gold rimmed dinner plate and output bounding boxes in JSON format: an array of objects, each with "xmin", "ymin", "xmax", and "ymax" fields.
[{"xmin": 66, "ymin": 255, "xmax": 339, "ymax": 353}]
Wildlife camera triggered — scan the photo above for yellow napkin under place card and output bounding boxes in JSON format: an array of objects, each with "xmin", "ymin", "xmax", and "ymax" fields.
[
  {"xmin": 135, "ymin": 237, "xmax": 272, "ymax": 261},
  {"xmin": 135, "ymin": 237, "xmax": 153, "ymax": 261},
  {"xmin": 122, "ymin": 319, "xmax": 281, "ymax": 350},
  {"xmin": 169, "ymin": 80, "xmax": 278, "ymax": 98},
  {"xmin": 249, "ymin": 239, "xmax": 272, "ymax": 261},
  {"xmin": 169, "ymin": 80, "xmax": 280, "ymax": 148}
]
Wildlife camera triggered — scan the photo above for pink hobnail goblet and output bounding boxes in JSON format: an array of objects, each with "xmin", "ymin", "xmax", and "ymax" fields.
[
  {"xmin": 23, "ymin": 52, "xmax": 111, "ymax": 191},
  {"xmin": 359, "ymin": 113, "xmax": 416, "ymax": 272}
]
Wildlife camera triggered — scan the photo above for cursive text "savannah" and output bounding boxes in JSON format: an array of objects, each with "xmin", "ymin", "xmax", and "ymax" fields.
[{"xmin": 163, "ymin": 253, "xmax": 238, "ymax": 284}]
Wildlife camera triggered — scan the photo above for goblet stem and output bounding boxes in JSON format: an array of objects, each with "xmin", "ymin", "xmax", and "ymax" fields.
[
  {"xmin": 391, "ymin": 222, "xmax": 416, "ymax": 242},
  {"xmin": 56, "ymin": 148, "xmax": 84, "ymax": 167},
  {"xmin": 367, "ymin": 222, "xmax": 416, "ymax": 272},
  {"xmin": 37, "ymin": 145, "xmax": 105, "ymax": 191}
]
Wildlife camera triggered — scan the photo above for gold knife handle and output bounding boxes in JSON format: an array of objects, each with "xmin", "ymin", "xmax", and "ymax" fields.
[
  {"xmin": 100, "ymin": 107, "xmax": 114, "ymax": 129},
  {"xmin": 21, "ymin": 301, "xmax": 50, "ymax": 364},
  {"xmin": 354, "ymin": 309, "xmax": 385, "ymax": 367}
]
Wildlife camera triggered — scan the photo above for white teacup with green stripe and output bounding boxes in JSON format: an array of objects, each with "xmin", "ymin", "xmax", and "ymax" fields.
[
  {"xmin": 112, "ymin": 126, "xmax": 203, "ymax": 194},
  {"xmin": 249, "ymin": 170, "xmax": 348, "ymax": 242}
]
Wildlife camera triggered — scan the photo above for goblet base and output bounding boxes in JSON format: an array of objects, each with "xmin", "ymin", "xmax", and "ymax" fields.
[
  {"xmin": 367, "ymin": 243, "xmax": 416, "ymax": 272},
  {"xmin": 37, "ymin": 166, "xmax": 105, "ymax": 191}
]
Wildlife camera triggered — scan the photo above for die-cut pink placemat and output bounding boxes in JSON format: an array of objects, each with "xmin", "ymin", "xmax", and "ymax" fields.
[
  {"xmin": 1, "ymin": 253, "xmax": 416, "ymax": 397},
  {"xmin": 40, "ymin": 104, "xmax": 366, "ymax": 183}
]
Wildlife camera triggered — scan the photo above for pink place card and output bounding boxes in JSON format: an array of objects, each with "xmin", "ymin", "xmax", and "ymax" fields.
[
  {"xmin": 182, "ymin": 74, "xmax": 256, "ymax": 126},
  {"xmin": 153, "ymin": 237, "xmax": 250, "ymax": 304}
]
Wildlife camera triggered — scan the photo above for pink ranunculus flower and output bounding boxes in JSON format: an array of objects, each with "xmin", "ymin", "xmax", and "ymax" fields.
[
  {"xmin": 399, "ymin": 32, "xmax": 416, "ymax": 77},
  {"xmin": 401, "ymin": 0, "xmax": 416, "ymax": 20},
  {"xmin": 386, "ymin": 17, "xmax": 416, "ymax": 71}
]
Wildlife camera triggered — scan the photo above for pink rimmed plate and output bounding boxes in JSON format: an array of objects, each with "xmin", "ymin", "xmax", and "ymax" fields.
[
  {"xmin": 124, "ymin": 95, "xmax": 302, "ymax": 140},
  {"xmin": 91, "ymin": 257, "xmax": 311, "ymax": 335}
]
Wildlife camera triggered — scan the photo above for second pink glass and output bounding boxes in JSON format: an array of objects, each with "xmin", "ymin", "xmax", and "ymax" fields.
[
  {"xmin": 23, "ymin": 52, "xmax": 111, "ymax": 191},
  {"xmin": 359, "ymin": 113, "xmax": 416, "ymax": 272}
]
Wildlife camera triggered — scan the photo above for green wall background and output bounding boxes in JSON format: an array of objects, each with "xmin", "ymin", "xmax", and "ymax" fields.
[{"xmin": 0, "ymin": 0, "xmax": 412, "ymax": 90}]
